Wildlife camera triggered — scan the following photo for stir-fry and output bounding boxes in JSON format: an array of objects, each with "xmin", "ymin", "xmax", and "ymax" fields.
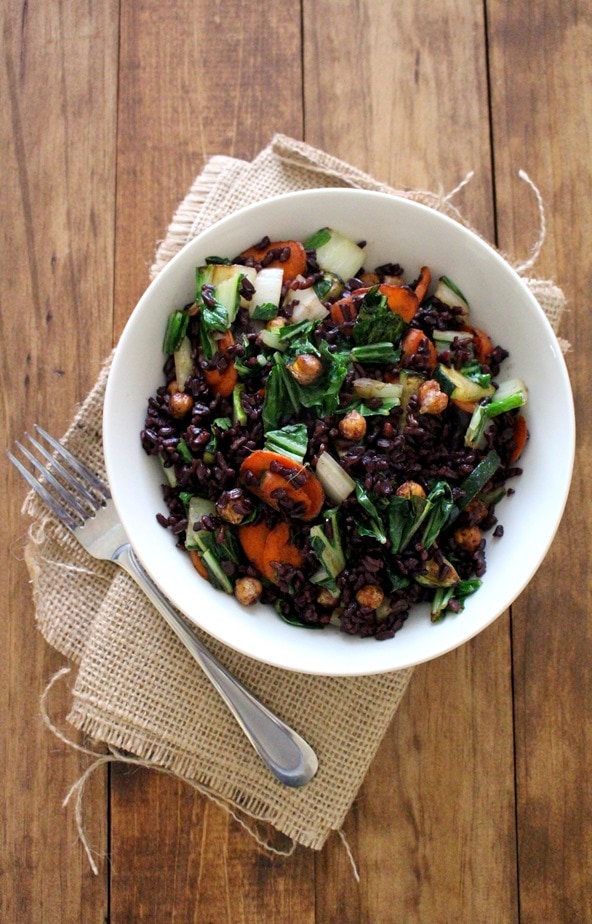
[{"xmin": 141, "ymin": 227, "xmax": 528, "ymax": 639}]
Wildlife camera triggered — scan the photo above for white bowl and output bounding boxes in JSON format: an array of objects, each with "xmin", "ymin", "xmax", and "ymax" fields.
[{"xmin": 103, "ymin": 189, "xmax": 575, "ymax": 675}]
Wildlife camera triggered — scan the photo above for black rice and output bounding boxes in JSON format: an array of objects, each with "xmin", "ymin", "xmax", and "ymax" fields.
[{"xmin": 140, "ymin": 244, "xmax": 524, "ymax": 640}]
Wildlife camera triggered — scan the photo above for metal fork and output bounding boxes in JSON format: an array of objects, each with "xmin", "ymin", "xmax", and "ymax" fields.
[{"xmin": 8, "ymin": 425, "xmax": 318, "ymax": 787}]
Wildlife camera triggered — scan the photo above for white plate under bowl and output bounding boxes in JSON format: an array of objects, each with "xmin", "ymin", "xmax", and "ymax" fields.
[{"xmin": 103, "ymin": 188, "xmax": 575, "ymax": 675}]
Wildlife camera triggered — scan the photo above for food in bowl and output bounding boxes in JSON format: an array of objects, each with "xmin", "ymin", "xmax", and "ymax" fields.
[{"xmin": 140, "ymin": 226, "xmax": 528, "ymax": 640}]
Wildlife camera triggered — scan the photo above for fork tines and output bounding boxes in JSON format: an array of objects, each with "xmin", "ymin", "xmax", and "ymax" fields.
[{"xmin": 8, "ymin": 425, "xmax": 110, "ymax": 529}]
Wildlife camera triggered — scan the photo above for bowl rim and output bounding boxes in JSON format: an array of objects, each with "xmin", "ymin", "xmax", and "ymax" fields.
[{"xmin": 103, "ymin": 187, "xmax": 576, "ymax": 675}]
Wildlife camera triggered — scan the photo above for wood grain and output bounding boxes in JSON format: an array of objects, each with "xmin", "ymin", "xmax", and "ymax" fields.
[
  {"xmin": 488, "ymin": 2, "xmax": 592, "ymax": 920},
  {"xmin": 2, "ymin": 0, "xmax": 590, "ymax": 920},
  {"xmin": 305, "ymin": 2, "xmax": 516, "ymax": 921},
  {"xmin": 109, "ymin": 3, "xmax": 311, "ymax": 921},
  {"xmin": 1, "ymin": 0, "xmax": 118, "ymax": 920}
]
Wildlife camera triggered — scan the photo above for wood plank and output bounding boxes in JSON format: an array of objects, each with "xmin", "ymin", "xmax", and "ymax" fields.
[
  {"xmin": 113, "ymin": 0, "xmax": 303, "ymax": 337},
  {"xmin": 1, "ymin": 0, "xmax": 118, "ymax": 920},
  {"xmin": 487, "ymin": 2, "xmax": 592, "ymax": 920},
  {"xmin": 303, "ymin": 0, "xmax": 496, "ymax": 241},
  {"xmin": 304, "ymin": 2, "xmax": 518, "ymax": 920},
  {"xmin": 110, "ymin": 3, "xmax": 314, "ymax": 921}
]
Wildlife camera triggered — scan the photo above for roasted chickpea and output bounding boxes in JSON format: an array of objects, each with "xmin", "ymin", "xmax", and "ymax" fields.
[
  {"xmin": 234, "ymin": 576, "xmax": 263, "ymax": 606},
  {"xmin": 169, "ymin": 391, "xmax": 194, "ymax": 418},
  {"xmin": 266, "ymin": 316, "xmax": 286, "ymax": 330},
  {"xmin": 215, "ymin": 488, "xmax": 252, "ymax": 525},
  {"xmin": 358, "ymin": 271, "xmax": 381, "ymax": 286},
  {"xmin": 454, "ymin": 526, "xmax": 483, "ymax": 552},
  {"xmin": 417, "ymin": 379, "xmax": 449, "ymax": 415},
  {"xmin": 338, "ymin": 410, "xmax": 367, "ymax": 442},
  {"xmin": 355, "ymin": 584, "xmax": 385, "ymax": 610},
  {"xmin": 396, "ymin": 481, "xmax": 426, "ymax": 499},
  {"xmin": 465, "ymin": 498, "xmax": 489, "ymax": 525},
  {"xmin": 287, "ymin": 353, "xmax": 324, "ymax": 386},
  {"xmin": 317, "ymin": 588, "xmax": 340, "ymax": 608}
]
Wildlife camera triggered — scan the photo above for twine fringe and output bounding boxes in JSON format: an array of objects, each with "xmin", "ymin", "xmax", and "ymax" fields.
[
  {"xmin": 41, "ymin": 668, "xmax": 299, "ymax": 874},
  {"xmin": 513, "ymin": 170, "xmax": 547, "ymax": 273},
  {"xmin": 41, "ymin": 667, "xmax": 362, "ymax": 880}
]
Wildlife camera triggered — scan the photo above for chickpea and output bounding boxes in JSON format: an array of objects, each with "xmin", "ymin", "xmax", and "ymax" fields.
[
  {"xmin": 266, "ymin": 316, "xmax": 286, "ymax": 330},
  {"xmin": 169, "ymin": 391, "xmax": 194, "ymax": 418},
  {"xmin": 454, "ymin": 526, "xmax": 483, "ymax": 552},
  {"xmin": 355, "ymin": 584, "xmax": 385, "ymax": 610},
  {"xmin": 359, "ymin": 271, "xmax": 381, "ymax": 286},
  {"xmin": 465, "ymin": 498, "xmax": 489, "ymax": 525},
  {"xmin": 234, "ymin": 576, "xmax": 263, "ymax": 606},
  {"xmin": 216, "ymin": 488, "xmax": 251, "ymax": 525},
  {"xmin": 338, "ymin": 409, "xmax": 367, "ymax": 442},
  {"xmin": 287, "ymin": 353, "xmax": 324, "ymax": 386},
  {"xmin": 417, "ymin": 379, "xmax": 449, "ymax": 415},
  {"xmin": 167, "ymin": 380, "xmax": 179, "ymax": 394},
  {"xmin": 317, "ymin": 588, "xmax": 340, "ymax": 608},
  {"xmin": 396, "ymin": 481, "xmax": 426, "ymax": 499}
]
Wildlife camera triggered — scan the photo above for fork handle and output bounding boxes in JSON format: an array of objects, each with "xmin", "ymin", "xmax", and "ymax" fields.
[{"xmin": 112, "ymin": 543, "xmax": 318, "ymax": 787}]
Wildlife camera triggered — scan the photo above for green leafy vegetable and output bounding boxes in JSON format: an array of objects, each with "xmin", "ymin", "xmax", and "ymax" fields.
[
  {"xmin": 350, "ymin": 342, "xmax": 401, "ymax": 364},
  {"xmin": 252, "ymin": 302, "xmax": 279, "ymax": 321},
  {"xmin": 355, "ymin": 482, "xmax": 388, "ymax": 544},
  {"xmin": 203, "ymin": 417, "xmax": 232, "ymax": 464},
  {"xmin": 460, "ymin": 361, "xmax": 492, "ymax": 388},
  {"xmin": 163, "ymin": 310, "xmax": 189, "ymax": 354},
  {"xmin": 353, "ymin": 288, "xmax": 407, "ymax": 346},
  {"xmin": 309, "ymin": 508, "xmax": 346, "ymax": 579},
  {"xmin": 303, "ymin": 228, "xmax": 332, "ymax": 250},
  {"xmin": 176, "ymin": 438, "xmax": 193, "ymax": 463},
  {"xmin": 420, "ymin": 482, "xmax": 456, "ymax": 549},
  {"xmin": 264, "ymin": 423, "xmax": 309, "ymax": 462}
]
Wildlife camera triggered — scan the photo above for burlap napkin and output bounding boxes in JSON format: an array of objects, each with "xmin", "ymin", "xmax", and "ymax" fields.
[{"xmin": 24, "ymin": 134, "xmax": 567, "ymax": 860}]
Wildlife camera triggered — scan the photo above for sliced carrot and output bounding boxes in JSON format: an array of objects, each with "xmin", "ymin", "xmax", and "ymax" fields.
[
  {"xmin": 261, "ymin": 521, "xmax": 305, "ymax": 583},
  {"xmin": 240, "ymin": 449, "xmax": 324, "ymax": 521},
  {"xmin": 401, "ymin": 328, "xmax": 437, "ymax": 371},
  {"xmin": 509, "ymin": 414, "xmax": 528, "ymax": 463},
  {"xmin": 239, "ymin": 239, "xmax": 307, "ymax": 283},
  {"xmin": 377, "ymin": 284, "xmax": 419, "ymax": 323},
  {"xmin": 188, "ymin": 549, "xmax": 210, "ymax": 581},
  {"xmin": 472, "ymin": 327, "xmax": 494, "ymax": 363},
  {"xmin": 452, "ymin": 398, "xmax": 477, "ymax": 414},
  {"xmin": 238, "ymin": 519, "xmax": 304, "ymax": 584},
  {"xmin": 238, "ymin": 521, "xmax": 270, "ymax": 575},
  {"xmin": 204, "ymin": 328, "xmax": 238, "ymax": 397},
  {"xmin": 240, "ymin": 449, "xmax": 288, "ymax": 479},
  {"xmin": 413, "ymin": 266, "xmax": 432, "ymax": 304},
  {"xmin": 463, "ymin": 324, "xmax": 494, "ymax": 363},
  {"xmin": 330, "ymin": 294, "xmax": 358, "ymax": 331}
]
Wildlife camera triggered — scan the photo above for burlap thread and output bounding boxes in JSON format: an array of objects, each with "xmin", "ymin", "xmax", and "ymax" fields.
[{"xmin": 23, "ymin": 134, "xmax": 568, "ymax": 870}]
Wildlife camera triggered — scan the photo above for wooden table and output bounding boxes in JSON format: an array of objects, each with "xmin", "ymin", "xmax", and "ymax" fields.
[{"xmin": 3, "ymin": 2, "xmax": 590, "ymax": 921}]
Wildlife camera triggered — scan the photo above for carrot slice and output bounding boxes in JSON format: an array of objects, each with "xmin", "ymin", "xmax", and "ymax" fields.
[
  {"xmin": 240, "ymin": 449, "xmax": 324, "ymax": 521},
  {"xmin": 452, "ymin": 398, "xmax": 477, "ymax": 414},
  {"xmin": 238, "ymin": 521, "xmax": 270, "ymax": 575},
  {"xmin": 509, "ymin": 414, "xmax": 528, "ymax": 463},
  {"xmin": 378, "ymin": 284, "xmax": 419, "ymax": 323},
  {"xmin": 413, "ymin": 266, "xmax": 432, "ymax": 304},
  {"xmin": 330, "ymin": 294, "xmax": 358, "ymax": 331},
  {"xmin": 401, "ymin": 328, "xmax": 437, "ymax": 371},
  {"xmin": 204, "ymin": 329, "xmax": 238, "ymax": 397},
  {"xmin": 463, "ymin": 324, "xmax": 494, "ymax": 363},
  {"xmin": 261, "ymin": 521, "xmax": 305, "ymax": 583},
  {"xmin": 239, "ymin": 239, "xmax": 307, "ymax": 283},
  {"xmin": 188, "ymin": 549, "xmax": 210, "ymax": 581},
  {"xmin": 238, "ymin": 520, "xmax": 305, "ymax": 584},
  {"xmin": 472, "ymin": 327, "xmax": 494, "ymax": 363}
]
